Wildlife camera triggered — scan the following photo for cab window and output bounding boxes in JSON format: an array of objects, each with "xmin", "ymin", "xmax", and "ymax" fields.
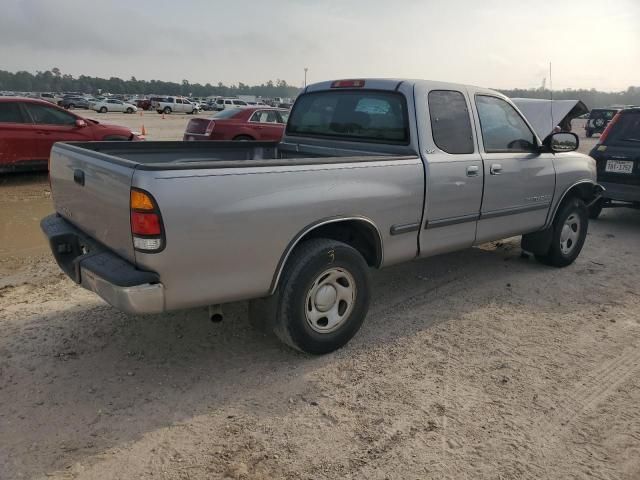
[
  {"xmin": 428, "ymin": 90, "xmax": 474, "ymax": 154},
  {"xmin": 475, "ymin": 95, "xmax": 536, "ymax": 152}
]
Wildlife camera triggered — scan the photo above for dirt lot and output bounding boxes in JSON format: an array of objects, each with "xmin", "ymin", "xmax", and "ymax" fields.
[{"xmin": 1, "ymin": 118, "xmax": 639, "ymax": 480}]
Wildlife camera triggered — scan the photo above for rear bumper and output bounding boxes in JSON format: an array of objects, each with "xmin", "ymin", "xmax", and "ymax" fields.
[
  {"xmin": 600, "ymin": 181, "xmax": 640, "ymax": 203},
  {"xmin": 40, "ymin": 214, "xmax": 165, "ymax": 314}
]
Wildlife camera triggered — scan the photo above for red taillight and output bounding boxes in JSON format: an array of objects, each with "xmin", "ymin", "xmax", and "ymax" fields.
[
  {"xmin": 598, "ymin": 112, "xmax": 620, "ymax": 144},
  {"xmin": 130, "ymin": 188, "xmax": 164, "ymax": 252},
  {"xmin": 205, "ymin": 120, "xmax": 215, "ymax": 135},
  {"xmin": 330, "ymin": 79, "xmax": 366, "ymax": 88},
  {"xmin": 131, "ymin": 211, "xmax": 161, "ymax": 235}
]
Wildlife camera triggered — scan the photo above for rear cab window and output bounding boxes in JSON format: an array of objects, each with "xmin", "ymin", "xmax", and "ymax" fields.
[{"xmin": 286, "ymin": 90, "xmax": 409, "ymax": 144}]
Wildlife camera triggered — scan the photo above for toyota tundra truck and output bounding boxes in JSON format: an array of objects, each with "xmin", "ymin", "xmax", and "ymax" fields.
[{"xmin": 41, "ymin": 79, "xmax": 602, "ymax": 354}]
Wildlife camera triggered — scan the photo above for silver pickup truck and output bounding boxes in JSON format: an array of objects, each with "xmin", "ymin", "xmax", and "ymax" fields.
[{"xmin": 41, "ymin": 78, "xmax": 602, "ymax": 354}]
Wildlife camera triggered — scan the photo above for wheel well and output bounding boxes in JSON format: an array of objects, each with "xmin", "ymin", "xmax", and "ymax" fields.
[
  {"xmin": 270, "ymin": 219, "xmax": 382, "ymax": 294},
  {"xmin": 563, "ymin": 182, "xmax": 594, "ymax": 203},
  {"xmin": 233, "ymin": 134, "xmax": 255, "ymax": 140},
  {"xmin": 548, "ymin": 181, "xmax": 596, "ymax": 226},
  {"xmin": 298, "ymin": 220, "xmax": 382, "ymax": 268}
]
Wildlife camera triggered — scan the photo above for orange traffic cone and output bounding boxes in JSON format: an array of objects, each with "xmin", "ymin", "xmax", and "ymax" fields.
[{"xmin": 141, "ymin": 125, "xmax": 147, "ymax": 136}]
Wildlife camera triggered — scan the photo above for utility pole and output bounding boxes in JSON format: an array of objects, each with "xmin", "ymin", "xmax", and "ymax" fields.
[{"xmin": 304, "ymin": 67, "xmax": 308, "ymax": 88}]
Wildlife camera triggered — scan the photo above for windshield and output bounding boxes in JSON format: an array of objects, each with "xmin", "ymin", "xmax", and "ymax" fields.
[
  {"xmin": 286, "ymin": 90, "xmax": 409, "ymax": 144},
  {"xmin": 605, "ymin": 113, "xmax": 640, "ymax": 145}
]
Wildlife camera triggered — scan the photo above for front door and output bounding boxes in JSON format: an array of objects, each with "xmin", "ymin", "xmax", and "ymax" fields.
[
  {"xmin": 418, "ymin": 89, "xmax": 484, "ymax": 257},
  {"xmin": 22, "ymin": 102, "xmax": 94, "ymax": 161},
  {"xmin": 471, "ymin": 94, "xmax": 555, "ymax": 243}
]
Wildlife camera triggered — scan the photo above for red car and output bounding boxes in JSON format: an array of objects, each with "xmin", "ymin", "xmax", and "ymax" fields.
[
  {"xmin": 183, "ymin": 107, "xmax": 289, "ymax": 142},
  {"xmin": 0, "ymin": 97, "xmax": 141, "ymax": 172}
]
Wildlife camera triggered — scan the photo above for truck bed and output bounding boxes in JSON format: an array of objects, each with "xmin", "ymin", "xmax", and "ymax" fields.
[{"xmin": 60, "ymin": 140, "xmax": 413, "ymax": 170}]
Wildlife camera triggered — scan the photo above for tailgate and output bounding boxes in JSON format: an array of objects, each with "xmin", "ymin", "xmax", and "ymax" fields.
[{"xmin": 49, "ymin": 143, "xmax": 136, "ymax": 262}]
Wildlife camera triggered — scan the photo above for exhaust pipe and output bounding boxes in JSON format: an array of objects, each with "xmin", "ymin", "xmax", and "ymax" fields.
[{"xmin": 208, "ymin": 304, "xmax": 223, "ymax": 323}]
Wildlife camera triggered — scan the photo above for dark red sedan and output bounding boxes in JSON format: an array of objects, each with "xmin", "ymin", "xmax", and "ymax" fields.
[
  {"xmin": 183, "ymin": 107, "xmax": 289, "ymax": 142},
  {"xmin": 0, "ymin": 97, "xmax": 141, "ymax": 172}
]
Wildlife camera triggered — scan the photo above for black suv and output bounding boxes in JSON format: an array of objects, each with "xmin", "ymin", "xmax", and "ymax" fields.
[
  {"xmin": 585, "ymin": 108, "xmax": 620, "ymax": 137},
  {"xmin": 588, "ymin": 108, "xmax": 640, "ymax": 218}
]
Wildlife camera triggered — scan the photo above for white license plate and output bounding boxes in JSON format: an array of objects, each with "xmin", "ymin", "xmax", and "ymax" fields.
[{"xmin": 605, "ymin": 160, "xmax": 634, "ymax": 174}]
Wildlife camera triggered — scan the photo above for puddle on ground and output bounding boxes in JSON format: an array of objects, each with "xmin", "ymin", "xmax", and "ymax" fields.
[{"xmin": 0, "ymin": 173, "xmax": 54, "ymax": 260}]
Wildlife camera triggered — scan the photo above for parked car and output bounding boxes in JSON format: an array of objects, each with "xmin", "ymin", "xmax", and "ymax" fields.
[
  {"xmin": 0, "ymin": 97, "xmax": 141, "ymax": 172},
  {"xmin": 588, "ymin": 107, "xmax": 640, "ymax": 218},
  {"xmin": 213, "ymin": 98, "xmax": 248, "ymax": 111},
  {"xmin": 61, "ymin": 96, "xmax": 92, "ymax": 110},
  {"xmin": 184, "ymin": 107, "xmax": 289, "ymax": 141},
  {"xmin": 585, "ymin": 108, "xmax": 620, "ymax": 137},
  {"xmin": 41, "ymin": 79, "xmax": 601, "ymax": 354},
  {"xmin": 153, "ymin": 97, "xmax": 199, "ymax": 114},
  {"xmin": 92, "ymin": 99, "xmax": 138, "ymax": 114},
  {"xmin": 36, "ymin": 93, "xmax": 60, "ymax": 104}
]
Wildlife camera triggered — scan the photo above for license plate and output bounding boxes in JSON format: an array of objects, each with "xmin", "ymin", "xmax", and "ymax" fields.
[{"xmin": 605, "ymin": 160, "xmax": 634, "ymax": 174}]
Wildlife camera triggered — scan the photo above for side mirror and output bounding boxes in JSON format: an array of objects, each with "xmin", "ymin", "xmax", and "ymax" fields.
[
  {"xmin": 75, "ymin": 119, "xmax": 87, "ymax": 128},
  {"xmin": 543, "ymin": 131, "xmax": 579, "ymax": 153}
]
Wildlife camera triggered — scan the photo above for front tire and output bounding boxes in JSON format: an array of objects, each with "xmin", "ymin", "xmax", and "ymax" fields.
[
  {"xmin": 126, "ymin": 107, "xmax": 134, "ymax": 114},
  {"xmin": 270, "ymin": 239, "xmax": 371, "ymax": 354},
  {"xmin": 163, "ymin": 107, "xmax": 172, "ymax": 114},
  {"xmin": 535, "ymin": 197, "xmax": 588, "ymax": 267}
]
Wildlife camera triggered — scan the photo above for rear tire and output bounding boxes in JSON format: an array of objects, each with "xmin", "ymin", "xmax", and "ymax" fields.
[
  {"xmin": 535, "ymin": 197, "xmax": 588, "ymax": 267},
  {"xmin": 68, "ymin": 104, "xmax": 75, "ymax": 110},
  {"xmin": 268, "ymin": 239, "xmax": 371, "ymax": 354},
  {"xmin": 99, "ymin": 107, "xmax": 107, "ymax": 113}
]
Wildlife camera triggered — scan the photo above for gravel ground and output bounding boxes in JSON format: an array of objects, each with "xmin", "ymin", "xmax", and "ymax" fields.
[{"xmin": 1, "ymin": 118, "xmax": 639, "ymax": 480}]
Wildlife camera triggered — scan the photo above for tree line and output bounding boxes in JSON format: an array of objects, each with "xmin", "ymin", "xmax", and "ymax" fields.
[
  {"xmin": 497, "ymin": 86, "xmax": 640, "ymax": 110},
  {"xmin": 0, "ymin": 68, "xmax": 302, "ymax": 98},
  {"xmin": 1, "ymin": 68, "xmax": 638, "ymax": 108}
]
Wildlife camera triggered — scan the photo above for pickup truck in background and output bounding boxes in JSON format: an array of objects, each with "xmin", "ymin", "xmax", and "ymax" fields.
[
  {"xmin": 41, "ymin": 78, "xmax": 601, "ymax": 354},
  {"xmin": 153, "ymin": 97, "xmax": 200, "ymax": 115}
]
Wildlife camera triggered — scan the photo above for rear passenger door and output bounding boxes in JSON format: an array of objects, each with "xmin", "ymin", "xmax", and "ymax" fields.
[
  {"xmin": 471, "ymin": 94, "xmax": 555, "ymax": 243},
  {"xmin": 248, "ymin": 110, "xmax": 285, "ymax": 140},
  {"xmin": 419, "ymin": 89, "xmax": 484, "ymax": 257}
]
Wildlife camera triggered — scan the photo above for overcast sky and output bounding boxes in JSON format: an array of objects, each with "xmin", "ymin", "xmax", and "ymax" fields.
[{"xmin": 1, "ymin": 0, "xmax": 638, "ymax": 91}]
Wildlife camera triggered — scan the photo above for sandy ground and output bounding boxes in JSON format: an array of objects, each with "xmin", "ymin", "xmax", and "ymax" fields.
[{"xmin": 1, "ymin": 118, "xmax": 639, "ymax": 480}]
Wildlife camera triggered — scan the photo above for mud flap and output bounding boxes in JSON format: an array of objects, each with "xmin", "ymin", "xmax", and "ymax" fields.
[{"xmin": 521, "ymin": 228, "xmax": 553, "ymax": 256}]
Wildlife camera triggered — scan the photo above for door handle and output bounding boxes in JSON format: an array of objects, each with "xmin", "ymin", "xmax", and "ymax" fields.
[
  {"xmin": 73, "ymin": 169, "xmax": 85, "ymax": 186},
  {"xmin": 490, "ymin": 164, "xmax": 503, "ymax": 175},
  {"xmin": 466, "ymin": 165, "xmax": 479, "ymax": 177}
]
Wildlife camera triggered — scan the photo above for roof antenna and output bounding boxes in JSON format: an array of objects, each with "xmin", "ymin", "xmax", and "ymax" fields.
[{"xmin": 549, "ymin": 61, "xmax": 554, "ymax": 133}]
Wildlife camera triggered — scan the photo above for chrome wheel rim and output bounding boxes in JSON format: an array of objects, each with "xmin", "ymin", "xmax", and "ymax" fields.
[
  {"xmin": 305, "ymin": 267, "xmax": 356, "ymax": 333},
  {"xmin": 560, "ymin": 213, "xmax": 581, "ymax": 255}
]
